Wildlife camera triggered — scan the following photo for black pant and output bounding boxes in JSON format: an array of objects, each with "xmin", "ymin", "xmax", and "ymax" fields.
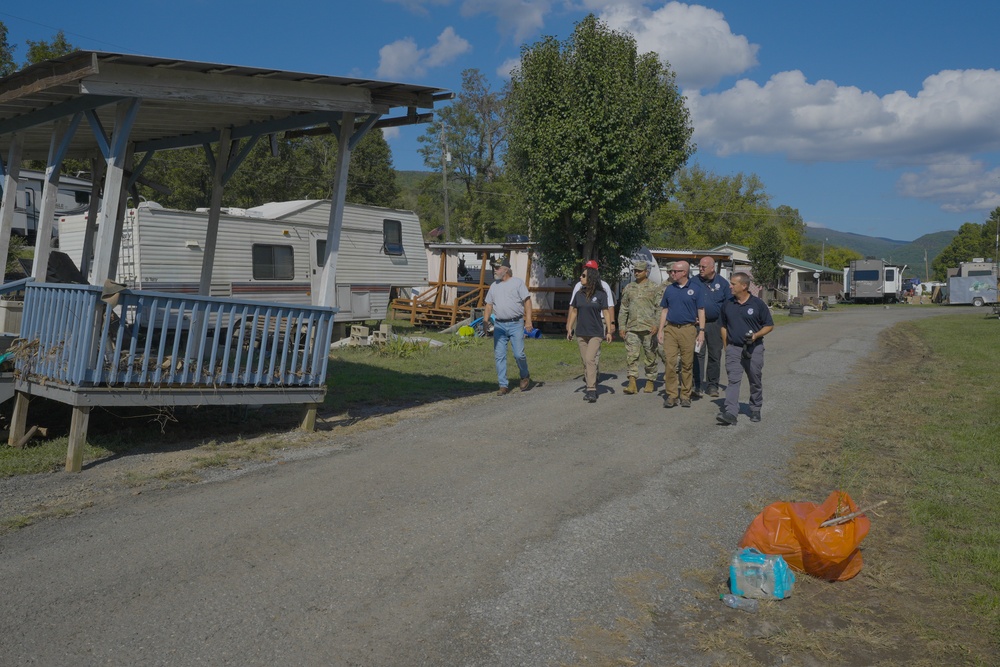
[{"xmin": 694, "ymin": 319, "xmax": 723, "ymax": 390}]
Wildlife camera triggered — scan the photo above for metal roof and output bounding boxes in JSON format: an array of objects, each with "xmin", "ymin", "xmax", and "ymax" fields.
[{"xmin": 0, "ymin": 51, "xmax": 450, "ymax": 161}]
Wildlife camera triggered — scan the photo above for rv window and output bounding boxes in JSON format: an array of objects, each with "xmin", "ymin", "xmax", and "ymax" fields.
[
  {"xmin": 252, "ymin": 244, "xmax": 294, "ymax": 280},
  {"xmin": 74, "ymin": 191, "xmax": 91, "ymax": 205},
  {"xmin": 967, "ymin": 270, "xmax": 993, "ymax": 276},
  {"xmin": 853, "ymin": 270, "xmax": 879, "ymax": 281},
  {"xmin": 383, "ymin": 219, "xmax": 404, "ymax": 256},
  {"xmin": 316, "ymin": 239, "xmax": 327, "ymax": 266},
  {"xmin": 884, "ymin": 269, "xmax": 895, "ymax": 282}
]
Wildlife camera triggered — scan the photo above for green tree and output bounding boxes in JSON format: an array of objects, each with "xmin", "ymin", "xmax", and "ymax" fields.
[
  {"xmin": 647, "ymin": 165, "xmax": 806, "ymax": 256},
  {"xmin": 748, "ymin": 225, "xmax": 786, "ymax": 291},
  {"xmin": 23, "ymin": 30, "xmax": 75, "ymax": 66},
  {"xmin": 931, "ymin": 212, "xmax": 998, "ymax": 280},
  {"xmin": 418, "ymin": 69, "xmax": 510, "ymax": 241},
  {"xmin": 0, "ymin": 21, "xmax": 16, "ymax": 77},
  {"xmin": 506, "ymin": 14, "xmax": 693, "ymax": 280},
  {"xmin": 801, "ymin": 242, "xmax": 861, "ymax": 269},
  {"xmin": 137, "ymin": 129, "xmax": 400, "ymax": 210}
]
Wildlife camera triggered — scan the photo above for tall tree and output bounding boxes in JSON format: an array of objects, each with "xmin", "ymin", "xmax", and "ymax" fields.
[
  {"xmin": 23, "ymin": 30, "xmax": 75, "ymax": 66},
  {"xmin": 649, "ymin": 166, "xmax": 771, "ymax": 248},
  {"xmin": 418, "ymin": 69, "xmax": 509, "ymax": 241},
  {"xmin": 748, "ymin": 225, "xmax": 786, "ymax": 292},
  {"xmin": 0, "ymin": 21, "xmax": 16, "ymax": 77},
  {"xmin": 506, "ymin": 14, "xmax": 693, "ymax": 280},
  {"xmin": 931, "ymin": 211, "xmax": 999, "ymax": 280}
]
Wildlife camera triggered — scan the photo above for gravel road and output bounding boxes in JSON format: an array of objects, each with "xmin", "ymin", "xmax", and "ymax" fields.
[{"xmin": 0, "ymin": 306, "xmax": 957, "ymax": 666}]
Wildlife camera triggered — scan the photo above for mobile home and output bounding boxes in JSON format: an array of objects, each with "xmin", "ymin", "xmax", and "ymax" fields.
[
  {"xmin": 58, "ymin": 199, "xmax": 427, "ymax": 330},
  {"xmin": 843, "ymin": 259, "xmax": 906, "ymax": 303},
  {"xmin": 0, "ymin": 169, "xmax": 95, "ymax": 244}
]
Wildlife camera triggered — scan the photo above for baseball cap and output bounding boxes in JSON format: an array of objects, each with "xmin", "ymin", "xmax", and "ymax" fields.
[
  {"xmin": 584, "ymin": 260, "xmax": 599, "ymax": 269},
  {"xmin": 500, "ymin": 258, "xmax": 512, "ymax": 268}
]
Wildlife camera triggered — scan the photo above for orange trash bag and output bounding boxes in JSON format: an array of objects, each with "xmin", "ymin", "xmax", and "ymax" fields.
[{"xmin": 738, "ymin": 490, "xmax": 871, "ymax": 581}]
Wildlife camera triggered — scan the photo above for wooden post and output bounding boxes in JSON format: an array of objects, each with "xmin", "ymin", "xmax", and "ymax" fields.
[
  {"xmin": 300, "ymin": 404, "xmax": 318, "ymax": 432},
  {"xmin": 199, "ymin": 127, "xmax": 232, "ymax": 296},
  {"xmin": 66, "ymin": 406, "xmax": 91, "ymax": 473},
  {"xmin": 8, "ymin": 392, "xmax": 28, "ymax": 447},
  {"xmin": 0, "ymin": 134, "xmax": 24, "ymax": 277}
]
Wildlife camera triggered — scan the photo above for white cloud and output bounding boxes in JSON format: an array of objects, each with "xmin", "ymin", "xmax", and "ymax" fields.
[
  {"xmin": 496, "ymin": 57, "xmax": 519, "ymax": 79},
  {"xmin": 377, "ymin": 27, "xmax": 472, "ymax": 79},
  {"xmin": 897, "ymin": 158, "xmax": 1000, "ymax": 213},
  {"xmin": 382, "ymin": 0, "xmax": 452, "ymax": 13},
  {"xmin": 461, "ymin": 0, "xmax": 552, "ymax": 43},
  {"xmin": 688, "ymin": 68, "xmax": 1000, "ymax": 212},
  {"xmin": 688, "ymin": 69, "xmax": 1000, "ymax": 163},
  {"xmin": 599, "ymin": 2, "xmax": 758, "ymax": 90},
  {"xmin": 381, "ymin": 127, "xmax": 402, "ymax": 141}
]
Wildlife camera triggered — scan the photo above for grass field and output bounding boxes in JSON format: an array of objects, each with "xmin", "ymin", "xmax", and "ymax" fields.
[{"xmin": 702, "ymin": 314, "xmax": 1000, "ymax": 666}]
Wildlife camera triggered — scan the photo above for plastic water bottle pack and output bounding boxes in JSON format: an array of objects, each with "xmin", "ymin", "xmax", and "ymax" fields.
[{"xmin": 729, "ymin": 547, "xmax": 795, "ymax": 600}]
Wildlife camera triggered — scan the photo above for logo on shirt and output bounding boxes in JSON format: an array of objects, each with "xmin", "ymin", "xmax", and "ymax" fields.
[
  {"xmin": 687, "ymin": 289, "xmax": 694, "ymax": 296},
  {"xmin": 748, "ymin": 308, "xmax": 755, "ymax": 315}
]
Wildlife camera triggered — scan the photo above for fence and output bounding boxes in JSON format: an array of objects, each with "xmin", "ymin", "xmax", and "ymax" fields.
[{"xmin": 14, "ymin": 282, "xmax": 336, "ymax": 390}]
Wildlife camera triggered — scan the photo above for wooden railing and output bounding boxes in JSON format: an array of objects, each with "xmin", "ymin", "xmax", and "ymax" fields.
[{"xmin": 13, "ymin": 283, "xmax": 336, "ymax": 390}]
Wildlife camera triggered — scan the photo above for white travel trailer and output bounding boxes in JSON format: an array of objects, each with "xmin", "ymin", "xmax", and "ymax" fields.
[
  {"xmin": 0, "ymin": 169, "xmax": 95, "ymax": 244},
  {"xmin": 58, "ymin": 199, "xmax": 428, "ymax": 330}
]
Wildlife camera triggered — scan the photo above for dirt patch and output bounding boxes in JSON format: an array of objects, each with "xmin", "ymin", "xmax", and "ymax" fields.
[{"xmin": 0, "ymin": 394, "xmax": 487, "ymax": 534}]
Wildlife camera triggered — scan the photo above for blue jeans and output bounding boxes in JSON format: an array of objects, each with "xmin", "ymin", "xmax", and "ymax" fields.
[{"xmin": 493, "ymin": 319, "xmax": 529, "ymax": 388}]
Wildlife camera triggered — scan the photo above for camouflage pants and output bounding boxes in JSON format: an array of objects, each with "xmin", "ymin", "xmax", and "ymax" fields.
[{"xmin": 624, "ymin": 330, "xmax": 659, "ymax": 379}]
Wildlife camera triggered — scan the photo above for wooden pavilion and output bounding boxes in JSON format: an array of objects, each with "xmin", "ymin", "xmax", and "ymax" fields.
[{"xmin": 0, "ymin": 51, "xmax": 449, "ymax": 470}]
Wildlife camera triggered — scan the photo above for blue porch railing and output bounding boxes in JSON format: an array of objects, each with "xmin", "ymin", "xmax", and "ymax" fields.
[{"xmin": 14, "ymin": 283, "xmax": 336, "ymax": 389}]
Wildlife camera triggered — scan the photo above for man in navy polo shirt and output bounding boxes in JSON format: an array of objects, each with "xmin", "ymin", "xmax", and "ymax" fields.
[
  {"xmin": 693, "ymin": 256, "xmax": 731, "ymax": 398},
  {"xmin": 657, "ymin": 260, "xmax": 706, "ymax": 408},
  {"xmin": 717, "ymin": 272, "xmax": 774, "ymax": 425}
]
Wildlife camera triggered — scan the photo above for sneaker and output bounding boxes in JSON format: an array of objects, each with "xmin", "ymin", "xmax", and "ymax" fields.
[
  {"xmin": 497, "ymin": 386, "xmax": 510, "ymax": 396},
  {"xmin": 586, "ymin": 390, "xmax": 597, "ymax": 403},
  {"xmin": 691, "ymin": 387, "xmax": 702, "ymax": 398},
  {"xmin": 717, "ymin": 412, "xmax": 737, "ymax": 425},
  {"xmin": 680, "ymin": 398, "xmax": 691, "ymax": 408},
  {"xmin": 708, "ymin": 385, "xmax": 720, "ymax": 398},
  {"xmin": 663, "ymin": 396, "xmax": 676, "ymax": 408},
  {"xmin": 520, "ymin": 377, "xmax": 533, "ymax": 391},
  {"xmin": 750, "ymin": 411, "xmax": 761, "ymax": 423}
]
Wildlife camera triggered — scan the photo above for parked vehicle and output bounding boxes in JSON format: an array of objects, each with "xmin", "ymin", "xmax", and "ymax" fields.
[
  {"xmin": 842, "ymin": 259, "xmax": 907, "ymax": 303},
  {"xmin": 58, "ymin": 199, "xmax": 428, "ymax": 332},
  {"xmin": 0, "ymin": 169, "xmax": 94, "ymax": 245},
  {"xmin": 947, "ymin": 276, "xmax": 998, "ymax": 307}
]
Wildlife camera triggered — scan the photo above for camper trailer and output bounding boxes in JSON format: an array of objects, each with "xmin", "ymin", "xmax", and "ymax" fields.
[
  {"xmin": 947, "ymin": 259, "xmax": 998, "ymax": 306},
  {"xmin": 58, "ymin": 199, "xmax": 427, "ymax": 331},
  {"xmin": 843, "ymin": 259, "xmax": 906, "ymax": 303},
  {"xmin": 0, "ymin": 169, "xmax": 94, "ymax": 245}
]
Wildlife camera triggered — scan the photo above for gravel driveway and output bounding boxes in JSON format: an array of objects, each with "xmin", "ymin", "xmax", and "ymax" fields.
[{"xmin": 0, "ymin": 306, "xmax": 956, "ymax": 666}]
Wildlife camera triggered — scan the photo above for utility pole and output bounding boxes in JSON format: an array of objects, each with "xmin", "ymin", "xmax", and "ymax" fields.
[
  {"xmin": 924, "ymin": 247, "xmax": 929, "ymax": 282},
  {"xmin": 440, "ymin": 128, "xmax": 450, "ymax": 243},
  {"xmin": 821, "ymin": 238, "xmax": 826, "ymax": 269}
]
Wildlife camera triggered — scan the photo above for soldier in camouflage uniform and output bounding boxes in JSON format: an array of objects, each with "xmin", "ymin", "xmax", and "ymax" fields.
[{"xmin": 618, "ymin": 260, "xmax": 664, "ymax": 394}]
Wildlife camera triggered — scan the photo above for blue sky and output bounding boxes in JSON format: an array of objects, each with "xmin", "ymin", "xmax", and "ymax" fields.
[{"xmin": 3, "ymin": 1, "xmax": 999, "ymax": 242}]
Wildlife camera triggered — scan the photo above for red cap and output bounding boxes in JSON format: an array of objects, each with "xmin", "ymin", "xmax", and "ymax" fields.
[{"xmin": 584, "ymin": 260, "xmax": 599, "ymax": 269}]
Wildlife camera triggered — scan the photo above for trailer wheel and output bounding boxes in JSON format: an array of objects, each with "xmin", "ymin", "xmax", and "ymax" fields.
[{"xmin": 972, "ymin": 297, "xmax": 985, "ymax": 307}]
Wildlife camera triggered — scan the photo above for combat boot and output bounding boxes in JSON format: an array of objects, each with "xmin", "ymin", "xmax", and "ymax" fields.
[
  {"xmin": 643, "ymin": 379, "xmax": 655, "ymax": 393},
  {"xmin": 624, "ymin": 377, "xmax": 638, "ymax": 394}
]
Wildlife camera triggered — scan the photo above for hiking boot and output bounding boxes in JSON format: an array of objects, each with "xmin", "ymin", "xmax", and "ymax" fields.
[
  {"xmin": 680, "ymin": 398, "xmax": 692, "ymax": 408},
  {"xmin": 663, "ymin": 396, "xmax": 676, "ymax": 408},
  {"xmin": 624, "ymin": 377, "xmax": 638, "ymax": 395},
  {"xmin": 586, "ymin": 390, "xmax": 597, "ymax": 403},
  {"xmin": 717, "ymin": 412, "xmax": 737, "ymax": 425},
  {"xmin": 643, "ymin": 380, "xmax": 655, "ymax": 393},
  {"xmin": 750, "ymin": 411, "xmax": 761, "ymax": 423},
  {"xmin": 520, "ymin": 377, "xmax": 533, "ymax": 391},
  {"xmin": 497, "ymin": 386, "xmax": 510, "ymax": 396}
]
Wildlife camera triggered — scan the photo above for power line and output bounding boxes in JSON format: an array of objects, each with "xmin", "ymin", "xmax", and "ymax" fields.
[{"xmin": 0, "ymin": 11, "xmax": 144, "ymax": 55}]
